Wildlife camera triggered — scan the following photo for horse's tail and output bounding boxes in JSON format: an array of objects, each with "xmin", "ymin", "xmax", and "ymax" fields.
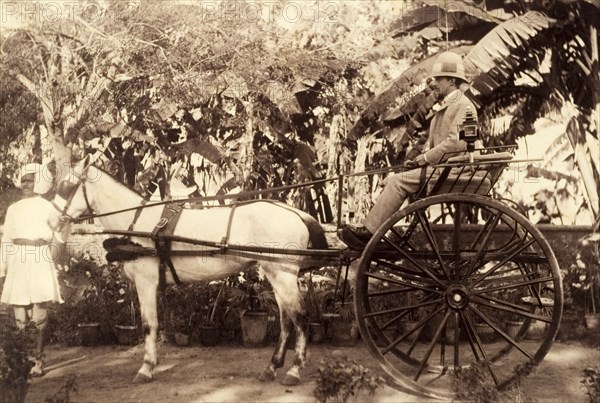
[{"xmin": 300, "ymin": 213, "xmax": 328, "ymax": 250}]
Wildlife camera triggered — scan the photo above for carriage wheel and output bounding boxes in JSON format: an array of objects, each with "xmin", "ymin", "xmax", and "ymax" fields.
[{"xmin": 354, "ymin": 194, "xmax": 562, "ymax": 399}]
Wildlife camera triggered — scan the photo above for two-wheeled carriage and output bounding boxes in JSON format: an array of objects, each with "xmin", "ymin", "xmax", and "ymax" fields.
[{"xmin": 57, "ymin": 143, "xmax": 562, "ymax": 400}]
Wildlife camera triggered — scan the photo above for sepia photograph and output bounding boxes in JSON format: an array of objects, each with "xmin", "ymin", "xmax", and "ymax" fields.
[{"xmin": 0, "ymin": 0, "xmax": 598, "ymax": 402}]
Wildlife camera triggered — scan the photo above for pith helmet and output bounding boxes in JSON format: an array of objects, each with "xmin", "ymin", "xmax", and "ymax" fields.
[
  {"xmin": 431, "ymin": 51, "xmax": 467, "ymax": 82},
  {"xmin": 18, "ymin": 162, "xmax": 53, "ymax": 194}
]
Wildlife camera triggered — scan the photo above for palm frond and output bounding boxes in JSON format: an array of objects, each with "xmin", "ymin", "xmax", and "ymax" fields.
[
  {"xmin": 390, "ymin": 0, "xmax": 504, "ymax": 38},
  {"xmin": 465, "ymin": 11, "xmax": 555, "ymax": 97}
]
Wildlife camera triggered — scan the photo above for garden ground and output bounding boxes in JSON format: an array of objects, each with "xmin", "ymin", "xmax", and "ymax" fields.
[{"xmin": 25, "ymin": 339, "xmax": 599, "ymax": 403}]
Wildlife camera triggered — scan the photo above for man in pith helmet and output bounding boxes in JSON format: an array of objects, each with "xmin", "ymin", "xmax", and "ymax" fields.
[{"xmin": 340, "ymin": 51, "xmax": 478, "ymax": 249}]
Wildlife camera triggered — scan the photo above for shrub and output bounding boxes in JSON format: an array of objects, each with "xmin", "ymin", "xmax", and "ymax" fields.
[
  {"xmin": 0, "ymin": 322, "xmax": 34, "ymax": 400},
  {"xmin": 314, "ymin": 357, "xmax": 384, "ymax": 403},
  {"xmin": 582, "ymin": 367, "xmax": 600, "ymax": 403},
  {"xmin": 453, "ymin": 361, "xmax": 500, "ymax": 402}
]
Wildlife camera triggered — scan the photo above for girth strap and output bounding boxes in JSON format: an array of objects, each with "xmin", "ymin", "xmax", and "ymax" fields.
[
  {"xmin": 151, "ymin": 202, "xmax": 185, "ymax": 288},
  {"xmin": 217, "ymin": 203, "xmax": 237, "ymax": 250}
]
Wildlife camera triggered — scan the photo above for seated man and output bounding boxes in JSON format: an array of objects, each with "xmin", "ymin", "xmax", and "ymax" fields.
[{"xmin": 340, "ymin": 51, "xmax": 478, "ymax": 249}]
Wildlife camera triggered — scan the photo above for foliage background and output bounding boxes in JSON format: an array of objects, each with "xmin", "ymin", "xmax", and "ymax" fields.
[{"xmin": 0, "ymin": 0, "xmax": 598, "ymax": 226}]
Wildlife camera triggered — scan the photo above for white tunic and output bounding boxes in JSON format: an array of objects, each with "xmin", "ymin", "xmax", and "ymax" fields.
[{"xmin": 1, "ymin": 196, "xmax": 63, "ymax": 305}]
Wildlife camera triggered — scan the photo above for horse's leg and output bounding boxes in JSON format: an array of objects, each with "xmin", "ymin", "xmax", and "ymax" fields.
[
  {"xmin": 259, "ymin": 302, "xmax": 293, "ymax": 382},
  {"xmin": 130, "ymin": 265, "xmax": 159, "ymax": 384},
  {"xmin": 261, "ymin": 269, "xmax": 308, "ymax": 385},
  {"xmin": 281, "ymin": 296, "xmax": 308, "ymax": 386}
]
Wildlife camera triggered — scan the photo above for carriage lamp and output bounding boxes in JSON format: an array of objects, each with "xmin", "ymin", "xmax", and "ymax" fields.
[{"xmin": 458, "ymin": 106, "xmax": 479, "ymax": 163}]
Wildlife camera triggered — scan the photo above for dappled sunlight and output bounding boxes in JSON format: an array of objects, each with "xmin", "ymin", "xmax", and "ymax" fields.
[
  {"xmin": 154, "ymin": 363, "xmax": 178, "ymax": 374},
  {"xmin": 543, "ymin": 346, "xmax": 594, "ymax": 364},
  {"xmin": 192, "ymin": 385, "xmax": 311, "ymax": 403},
  {"xmin": 27, "ymin": 342, "xmax": 599, "ymax": 402}
]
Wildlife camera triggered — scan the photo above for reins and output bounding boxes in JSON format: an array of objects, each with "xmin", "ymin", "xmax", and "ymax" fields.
[{"xmin": 69, "ymin": 164, "xmax": 408, "ymax": 223}]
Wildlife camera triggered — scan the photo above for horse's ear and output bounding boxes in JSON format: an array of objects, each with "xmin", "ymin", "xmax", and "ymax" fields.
[
  {"xmin": 81, "ymin": 154, "xmax": 92, "ymax": 169},
  {"xmin": 71, "ymin": 154, "xmax": 93, "ymax": 179}
]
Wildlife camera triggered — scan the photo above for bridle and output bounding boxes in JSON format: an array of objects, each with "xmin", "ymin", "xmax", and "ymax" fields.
[{"xmin": 53, "ymin": 165, "xmax": 93, "ymax": 223}]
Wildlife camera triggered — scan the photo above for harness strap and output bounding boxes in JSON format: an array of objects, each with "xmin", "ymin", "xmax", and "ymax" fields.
[
  {"xmin": 151, "ymin": 203, "xmax": 185, "ymax": 288},
  {"xmin": 128, "ymin": 199, "xmax": 148, "ymax": 231}
]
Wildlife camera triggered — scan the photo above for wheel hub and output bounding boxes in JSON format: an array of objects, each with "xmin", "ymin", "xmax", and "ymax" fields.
[{"xmin": 446, "ymin": 285, "xmax": 470, "ymax": 310}]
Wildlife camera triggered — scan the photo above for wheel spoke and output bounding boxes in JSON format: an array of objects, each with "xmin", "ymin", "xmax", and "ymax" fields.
[
  {"xmin": 469, "ymin": 305, "xmax": 533, "ymax": 360},
  {"xmin": 470, "ymin": 238, "xmax": 537, "ymax": 287},
  {"xmin": 453, "ymin": 311, "xmax": 460, "ymax": 369},
  {"xmin": 464, "ymin": 211, "xmax": 503, "ymax": 280},
  {"xmin": 380, "ymin": 232, "xmax": 446, "ymax": 287},
  {"xmin": 416, "ymin": 210, "xmax": 451, "ymax": 280},
  {"xmin": 452, "ymin": 204, "xmax": 463, "ymax": 278},
  {"xmin": 366, "ymin": 298, "xmax": 442, "ymax": 319},
  {"xmin": 474, "ymin": 276, "xmax": 554, "ymax": 295},
  {"xmin": 365, "ymin": 271, "xmax": 443, "ymax": 295},
  {"xmin": 373, "ymin": 259, "xmax": 437, "ymax": 284},
  {"xmin": 414, "ymin": 309, "xmax": 452, "ymax": 381},
  {"xmin": 460, "ymin": 311, "xmax": 500, "ymax": 385},
  {"xmin": 472, "ymin": 295, "xmax": 553, "ymax": 323},
  {"xmin": 383, "ymin": 304, "xmax": 445, "ymax": 355}
]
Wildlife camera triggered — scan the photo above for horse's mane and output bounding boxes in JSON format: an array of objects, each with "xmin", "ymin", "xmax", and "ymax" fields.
[{"xmin": 90, "ymin": 163, "xmax": 147, "ymax": 199}]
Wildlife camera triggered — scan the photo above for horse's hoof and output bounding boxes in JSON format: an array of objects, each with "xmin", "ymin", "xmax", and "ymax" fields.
[
  {"xmin": 281, "ymin": 374, "xmax": 300, "ymax": 386},
  {"xmin": 133, "ymin": 372, "xmax": 153, "ymax": 384},
  {"xmin": 258, "ymin": 369, "xmax": 276, "ymax": 382}
]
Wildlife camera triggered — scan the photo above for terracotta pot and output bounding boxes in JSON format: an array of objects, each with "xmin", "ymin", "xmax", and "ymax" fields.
[
  {"xmin": 585, "ymin": 314, "xmax": 600, "ymax": 329},
  {"xmin": 114, "ymin": 325, "xmax": 139, "ymax": 345},
  {"xmin": 240, "ymin": 311, "xmax": 269, "ymax": 347},
  {"xmin": 525, "ymin": 320, "xmax": 548, "ymax": 340},
  {"xmin": 174, "ymin": 332, "xmax": 191, "ymax": 346},
  {"xmin": 78, "ymin": 323, "xmax": 101, "ymax": 346},
  {"xmin": 505, "ymin": 320, "xmax": 525, "ymax": 340}
]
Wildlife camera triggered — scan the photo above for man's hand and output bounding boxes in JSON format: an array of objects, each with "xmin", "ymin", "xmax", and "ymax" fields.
[{"xmin": 402, "ymin": 155, "xmax": 426, "ymax": 169}]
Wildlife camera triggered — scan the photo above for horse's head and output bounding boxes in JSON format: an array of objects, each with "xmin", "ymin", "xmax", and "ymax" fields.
[{"xmin": 53, "ymin": 155, "xmax": 95, "ymax": 222}]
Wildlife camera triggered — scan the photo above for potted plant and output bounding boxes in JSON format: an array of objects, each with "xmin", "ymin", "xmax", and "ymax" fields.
[
  {"xmin": 161, "ymin": 284, "xmax": 206, "ymax": 347},
  {"xmin": 228, "ymin": 268, "xmax": 277, "ymax": 347},
  {"xmin": 68, "ymin": 259, "xmax": 109, "ymax": 346},
  {"xmin": 197, "ymin": 281, "xmax": 227, "ymax": 346},
  {"xmin": 303, "ymin": 273, "xmax": 329, "ymax": 344},
  {"xmin": 101, "ymin": 263, "xmax": 140, "ymax": 345},
  {"xmin": 327, "ymin": 293, "xmax": 358, "ymax": 347},
  {"xmin": 575, "ymin": 233, "xmax": 600, "ymax": 329},
  {"xmin": 0, "ymin": 323, "xmax": 34, "ymax": 403}
]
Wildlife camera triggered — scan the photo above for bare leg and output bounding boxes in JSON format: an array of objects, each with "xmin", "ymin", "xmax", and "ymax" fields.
[
  {"xmin": 31, "ymin": 303, "xmax": 48, "ymax": 376},
  {"xmin": 13, "ymin": 305, "xmax": 28, "ymax": 330}
]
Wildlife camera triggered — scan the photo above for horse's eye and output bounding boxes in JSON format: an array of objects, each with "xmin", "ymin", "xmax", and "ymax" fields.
[{"xmin": 57, "ymin": 181, "xmax": 77, "ymax": 199}]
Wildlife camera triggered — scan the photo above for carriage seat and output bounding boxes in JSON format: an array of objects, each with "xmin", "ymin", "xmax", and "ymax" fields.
[{"xmin": 427, "ymin": 152, "xmax": 514, "ymax": 196}]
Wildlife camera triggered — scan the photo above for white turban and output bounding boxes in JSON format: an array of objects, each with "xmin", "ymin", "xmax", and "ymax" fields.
[{"xmin": 18, "ymin": 163, "xmax": 54, "ymax": 195}]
